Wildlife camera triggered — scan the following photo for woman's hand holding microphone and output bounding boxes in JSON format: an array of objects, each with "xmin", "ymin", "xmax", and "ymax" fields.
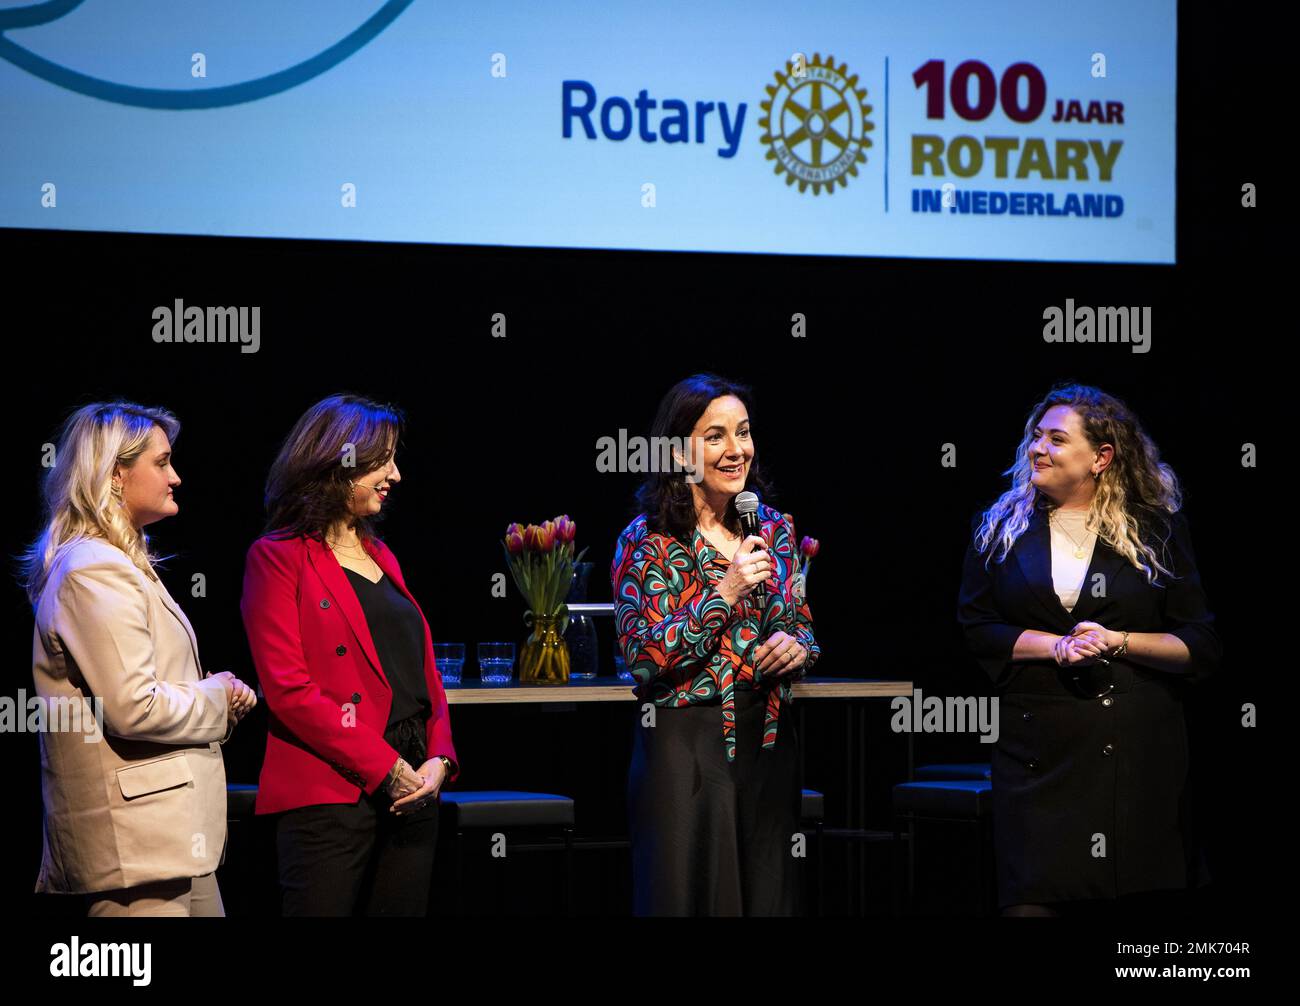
[
  {"xmin": 716, "ymin": 535, "xmax": 809, "ymax": 678},
  {"xmin": 716, "ymin": 535, "xmax": 772, "ymax": 607}
]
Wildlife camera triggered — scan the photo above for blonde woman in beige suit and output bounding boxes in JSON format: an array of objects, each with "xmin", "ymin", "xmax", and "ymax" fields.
[{"xmin": 23, "ymin": 402, "xmax": 257, "ymax": 916}]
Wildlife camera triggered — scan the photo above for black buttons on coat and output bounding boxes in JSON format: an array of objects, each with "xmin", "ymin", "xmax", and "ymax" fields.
[
  {"xmin": 1022, "ymin": 711, "xmax": 1032, "ymax": 721},
  {"xmin": 351, "ymin": 692, "xmax": 362, "ymax": 704},
  {"xmin": 336, "ymin": 644, "xmax": 347, "ymax": 656},
  {"xmin": 1027, "ymin": 759, "xmax": 1039, "ymax": 771},
  {"xmin": 327, "ymin": 758, "xmax": 364, "ymax": 787},
  {"xmin": 1102, "ymin": 743, "xmax": 1115, "ymax": 756},
  {"xmin": 320, "ymin": 598, "xmax": 331, "ymax": 608},
  {"xmin": 1101, "ymin": 696, "xmax": 1114, "ymax": 707}
]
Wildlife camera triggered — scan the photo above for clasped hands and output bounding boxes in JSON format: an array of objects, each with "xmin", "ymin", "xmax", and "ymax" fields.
[
  {"xmin": 385, "ymin": 757, "xmax": 448, "ymax": 816},
  {"xmin": 1053, "ymin": 620, "xmax": 1123, "ymax": 668},
  {"xmin": 212, "ymin": 671, "xmax": 257, "ymax": 727}
]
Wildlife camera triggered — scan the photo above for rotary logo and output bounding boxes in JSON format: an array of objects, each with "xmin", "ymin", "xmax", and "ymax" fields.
[{"xmin": 759, "ymin": 53, "xmax": 874, "ymax": 196}]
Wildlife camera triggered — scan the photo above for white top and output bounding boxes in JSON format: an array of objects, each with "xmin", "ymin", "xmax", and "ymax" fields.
[{"xmin": 1048, "ymin": 509, "xmax": 1098, "ymax": 612}]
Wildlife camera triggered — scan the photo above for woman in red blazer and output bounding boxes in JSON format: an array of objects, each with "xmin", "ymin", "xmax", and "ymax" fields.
[{"xmin": 241, "ymin": 393, "xmax": 458, "ymax": 916}]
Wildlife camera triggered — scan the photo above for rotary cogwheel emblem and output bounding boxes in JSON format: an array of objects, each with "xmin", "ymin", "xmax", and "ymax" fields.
[{"xmin": 759, "ymin": 53, "xmax": 874, "ymax": 195}]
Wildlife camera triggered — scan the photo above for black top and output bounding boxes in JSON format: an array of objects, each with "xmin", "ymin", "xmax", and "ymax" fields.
[{"xmin": 343, "ymin": 568, "xmax": 431, "ymax": 728}]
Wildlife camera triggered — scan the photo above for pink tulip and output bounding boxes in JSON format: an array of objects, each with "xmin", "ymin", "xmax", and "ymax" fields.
[
  {"xmin": 554, "ymin": 514, "xmax": 576, "ymax": 544},
  {"xmin": 801, "ymin": 536, "xmax": 820, "ymax": 559},
  {"xmin": 505, "ymin": 530, "xmax": 525, "ymax": 556}
]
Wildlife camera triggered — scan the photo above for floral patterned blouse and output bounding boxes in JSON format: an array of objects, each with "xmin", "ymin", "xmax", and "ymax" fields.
[{"xmin": 611, "ymin": 503, "xmax": 821, "ymax": 762}]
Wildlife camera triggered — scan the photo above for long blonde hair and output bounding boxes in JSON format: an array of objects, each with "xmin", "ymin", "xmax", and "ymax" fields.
[
  {"xmin": 21, "ymin": 401, "xmax": 180, "ymax": 605},
  {"xmin": 975, "ymin": 384, "xmax": 1182, "ymax": 584}
]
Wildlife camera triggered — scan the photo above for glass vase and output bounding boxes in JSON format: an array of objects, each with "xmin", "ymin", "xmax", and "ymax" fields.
[
  {"xmin": 564, "ymin": 561, "xmax": 599, "ymax": 680},
  {"xmin": 520, "ymin": 614, "xmax": 570, "ymax": 685}
]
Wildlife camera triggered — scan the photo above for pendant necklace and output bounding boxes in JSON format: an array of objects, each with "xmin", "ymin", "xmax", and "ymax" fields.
[{"xmin": 1051, "ymin": 511, "xmax": 1092, "ymax": 560}]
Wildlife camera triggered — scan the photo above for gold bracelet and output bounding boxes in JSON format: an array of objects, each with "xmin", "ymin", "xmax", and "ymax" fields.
[{"xmin": 1112, "ymin": 631, "xmax": 1130, "ymax": 658}]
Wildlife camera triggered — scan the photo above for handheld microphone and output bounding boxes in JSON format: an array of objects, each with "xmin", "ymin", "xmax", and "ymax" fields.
[{"xmin": 734, "ymin": 490, "xmax": 766, "ymax": 602}]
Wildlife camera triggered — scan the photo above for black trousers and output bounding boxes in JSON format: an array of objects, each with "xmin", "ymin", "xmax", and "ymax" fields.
[
  {"xmin": 627, "ymin": 686, "xmax": 802, "ymax": 916},
  {"xmin": 276, "ymin": 716, "xmax": 438, "ymax": 917}
]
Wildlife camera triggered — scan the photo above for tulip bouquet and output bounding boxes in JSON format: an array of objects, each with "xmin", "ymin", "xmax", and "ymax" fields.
[
  {"xmin": 781, "ymin": 511, "xmax": 820, "ymax": 604},
  {"xmin": 503, "ymin": 515, "xmax": 589, "ymax": 683},
  {"xmin": 798, "ymin": 534, "xmax": 820, "ymax": 582}
]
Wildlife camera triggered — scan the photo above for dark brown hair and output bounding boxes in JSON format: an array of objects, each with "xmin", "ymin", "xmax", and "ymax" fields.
[
  {"xmin": 263, "ymin": 393, "xmax": 404, "ymax": 542},
  {"xmin": 634, "ymin": 373, "xmax": 774, "ymax": 542}
]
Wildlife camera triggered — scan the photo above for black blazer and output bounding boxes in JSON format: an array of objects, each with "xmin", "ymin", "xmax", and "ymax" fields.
[
  {"xmin": 957, "ymin": 502, "xmax": 1220, "ymax": 906},
  {"xmin": 959, "ymin": 504, "xmax": 1220, "ymax": 692}
]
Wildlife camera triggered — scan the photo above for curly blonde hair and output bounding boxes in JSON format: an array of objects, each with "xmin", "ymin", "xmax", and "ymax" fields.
[{"xmin": 975, "ymin": 383, "xmax": 1181, "ymax": 584}]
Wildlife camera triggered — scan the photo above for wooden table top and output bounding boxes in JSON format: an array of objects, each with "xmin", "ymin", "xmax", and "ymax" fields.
[{"xmin": 444, "ymin": 676, "xmax": 913, "ymax": 705}]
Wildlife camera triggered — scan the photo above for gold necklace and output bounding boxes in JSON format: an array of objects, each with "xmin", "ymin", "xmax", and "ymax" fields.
[
  {"xmin": 1050, "ymin": 511, "xmax": 1093, "ymax": 560},
  {"xmin": 328, "ymin": 536, "xmax": 374, "ymax": 564}
]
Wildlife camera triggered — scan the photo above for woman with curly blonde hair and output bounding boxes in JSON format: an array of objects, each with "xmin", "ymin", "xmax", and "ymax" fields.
[
  {"xmin": 958, "ymin": 383, "xmax": 1220, "ymax": 916},
  {"xmin": 23, "ymin": 402, "xmax": 255, "ymax": 916}
]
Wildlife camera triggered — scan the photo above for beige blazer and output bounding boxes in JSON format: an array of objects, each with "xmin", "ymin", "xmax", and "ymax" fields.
[{"xmin": 32, "ymin": 537, "xmax": 231, "ymax": 894}]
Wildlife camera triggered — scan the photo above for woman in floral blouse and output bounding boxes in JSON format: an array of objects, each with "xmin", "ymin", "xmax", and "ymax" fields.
[{"xmin": 612, "ymin": 373, "xmax": 820, "ymax": 915}]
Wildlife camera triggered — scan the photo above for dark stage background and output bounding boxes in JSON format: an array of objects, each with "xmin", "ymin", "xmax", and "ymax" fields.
[{"xmin": 1, "ymin": 6, "xmax": 1270, "ymax": 919}]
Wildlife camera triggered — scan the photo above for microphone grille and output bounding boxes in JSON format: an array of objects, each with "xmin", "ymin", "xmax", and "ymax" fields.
[{"xmin": 734, "ymin": 491, "xmax": 760, "ymax": 516}]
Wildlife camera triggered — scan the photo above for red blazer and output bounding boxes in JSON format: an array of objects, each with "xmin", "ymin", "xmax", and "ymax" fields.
[{"xmin": 240, "ymin": 532, "xmax": 459, "ymax": 815}]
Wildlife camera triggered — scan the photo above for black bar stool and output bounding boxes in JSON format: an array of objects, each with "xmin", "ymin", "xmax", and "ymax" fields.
[
  {"xmin": 892, "ymin": 779, "xmax": 993, "ymax": 915},
  {"xmin": 226, "ymin": 782, "xmax": 258, "ymax": 821},
  {"xmin": 439, "ymin": 790, "xmax": 576, "ymax": 916},
  {"xmin": 913, "ymin": 763, "xmax": 991, "ymax": 781},
  {"xmin": 800, "ymin": 788, "xmax": 826, "ymax": 916}
]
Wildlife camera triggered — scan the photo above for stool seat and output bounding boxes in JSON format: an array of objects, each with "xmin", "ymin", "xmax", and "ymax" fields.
[
  {"xmin": 439, "ymin": 790, "xmax": 575, "ymax": 828},
  {"xmin": 800, "ymin": 788, "xmax": 825, "ymax": 821},
  {"xmin": 226, "ymin": 783, "xmax": 258, "ymax": 819},
  {"xmin": 893, "ymin": 780, "xmax": 991, "ymax": 819},
  {"xmin": 914, "ymin": 763, "xmax": 991, "ymax": 781}
]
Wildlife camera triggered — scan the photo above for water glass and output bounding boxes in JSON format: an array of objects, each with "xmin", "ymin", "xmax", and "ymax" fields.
[
  {"xmin": 478, "ymin": 642, "xmax": 516, "ymax": 685},
  {"xmin": 434, "ymin": 642, "xmax": 465, "ymax": 686}
]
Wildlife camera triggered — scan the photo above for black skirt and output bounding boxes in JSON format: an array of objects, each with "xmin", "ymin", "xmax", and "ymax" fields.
[
  {"xmin": 993, "ymin": 663, "xmax": 1209, "ymax": 908},
  {"xmin": 627, "ymin": 686, "xmax": 801, "ymax": 916}
]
